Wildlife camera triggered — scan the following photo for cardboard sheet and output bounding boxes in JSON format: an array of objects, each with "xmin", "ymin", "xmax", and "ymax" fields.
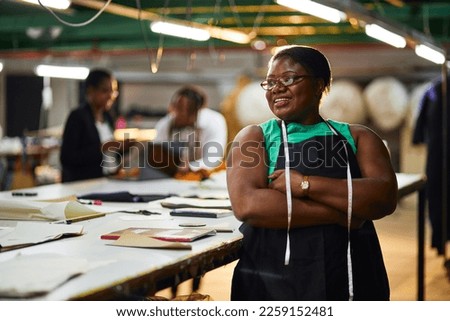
[{"xmin": 109, "ymin": 233, "xmax": 192, "ymax": 250}]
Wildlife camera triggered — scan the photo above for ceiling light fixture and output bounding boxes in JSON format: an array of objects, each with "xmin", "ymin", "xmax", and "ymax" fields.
[
  {"xmin": 71, "ymin": 0, "xmax": 251, "ymax": 44},
  {"xmin": 22, "ymin": 0, "xmax": 71, "ymax": 10},
  {"xmin": 208, "ymin": 28, "xmax": 251, "ymax": 44},
  {"xmin": 0, "ymin": 62, "xmax": 3, "ymax": 73},
  {"xmin": 415, "ymin": 44, "xmax": 446, "ymax": 65},
  {"xmin": 276, "ymin": 0, "xmax": 347, "ymax": 23},
  {"xmin": 365, "ymin": 24, "xmax": 407, "ymax": 48},
  {"xmin": 150, "ymin": 21, "xmax": 211, "ymax": 41},
  {"xmin": 34, "ymin": 65, "xmax": 90, "ymax": 80}
]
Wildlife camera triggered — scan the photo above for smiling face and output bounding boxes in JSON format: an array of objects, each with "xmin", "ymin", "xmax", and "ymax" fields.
[
  {"xmin": 265, "ymin": 56, "xmax": 323, "ymax": 124},
  {"xmin": 88, "ymin": 76, "xmax": 118, "ymax": 112}
]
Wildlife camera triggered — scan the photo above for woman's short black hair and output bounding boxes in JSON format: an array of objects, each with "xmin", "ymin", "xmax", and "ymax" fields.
[
  {"xmin": 85, "ymin": 68, "xmax": 113, "ymax": 90},
  {"xmin": 269, "ymin": 45, "xmax": 332, "ymax": 93}
]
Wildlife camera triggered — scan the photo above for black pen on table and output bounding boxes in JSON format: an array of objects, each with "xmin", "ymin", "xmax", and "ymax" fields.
[{"xmin": 12, "ymin": 191, "xmax": 38, "ymax": 197}]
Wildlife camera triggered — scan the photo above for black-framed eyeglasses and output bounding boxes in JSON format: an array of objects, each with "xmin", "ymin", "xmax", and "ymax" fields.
[{"xmin": 260, "ymin": 74, "xmax": 314, "ymax": 91}]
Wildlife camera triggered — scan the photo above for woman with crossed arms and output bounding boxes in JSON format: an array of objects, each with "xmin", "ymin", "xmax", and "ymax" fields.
[{"xmin": 227, "ymin": 45, "xmax": 397, "ymax": 301}]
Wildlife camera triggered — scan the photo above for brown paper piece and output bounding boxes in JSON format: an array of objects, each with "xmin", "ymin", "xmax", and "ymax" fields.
[
  {"xmin": 109, "ymin": 233, "xmax": 191, "ymax": 250},
  {"xmin": 37, "ymin": 195, "xmax": 78, "ymax": 202}
]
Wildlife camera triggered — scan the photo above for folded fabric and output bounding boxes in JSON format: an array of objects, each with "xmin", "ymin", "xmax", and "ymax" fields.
[{"xmin": 78, "ymin": 191, "xmax": 174, "ymax": 203}]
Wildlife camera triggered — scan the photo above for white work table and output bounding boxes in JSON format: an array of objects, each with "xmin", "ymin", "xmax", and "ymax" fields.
[
  {"xmin": 0, "ymin": 172, "xmax": 426, "ymax": 300},
  {"xmin": 0, "ymin": 175, "xmax": 242, "ymax": 300}
]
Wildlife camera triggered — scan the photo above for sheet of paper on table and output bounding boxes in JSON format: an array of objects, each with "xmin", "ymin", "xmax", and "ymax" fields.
[
  {"xmin": 0, "ymin": 199, "xmax": 113, "ymax": 222},
  {"xmin": 0, "ymin": 221, "xmax": 84, "ymax": 252},
  {"xmin": 178, "ymin": 189, "xmax": 230, "ymax": 200},
  {"xmin": 0, "ymin": 253, "xmax": 88, "ymax": 298}
]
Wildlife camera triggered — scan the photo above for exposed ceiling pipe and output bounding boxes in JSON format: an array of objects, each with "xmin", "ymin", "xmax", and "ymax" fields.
[{"xmin": 71, "ymin": 0, "xmax": 252, "ymax": 44}]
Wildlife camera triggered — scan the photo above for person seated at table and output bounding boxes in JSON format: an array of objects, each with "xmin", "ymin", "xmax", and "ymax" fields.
[
  {"xmin": 60, "ymin": 68, "xmax": 133, "ymax": 182},
  {"xmin": 153, "ymin": 85, "xmax": 227, "ymax": 178}
]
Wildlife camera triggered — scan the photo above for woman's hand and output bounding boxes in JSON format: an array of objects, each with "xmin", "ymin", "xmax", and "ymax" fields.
[
  {"xmin": 269, "ymin": 169, "xmax": 366, "ymax": 229},
  {"xmin": 268, "ymin": 169, "xmax": 305, "ymax": 198}
]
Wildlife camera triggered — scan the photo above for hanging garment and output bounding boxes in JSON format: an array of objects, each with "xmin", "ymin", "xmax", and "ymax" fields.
[{"xmin": 413, "ymin": 79, "xmax": 450, "ymax": 254}]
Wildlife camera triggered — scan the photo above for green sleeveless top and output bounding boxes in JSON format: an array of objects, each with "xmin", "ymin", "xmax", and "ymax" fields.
[{"xmin": 259, "ymin": 118, "xmax": 357, "ymax": 175}]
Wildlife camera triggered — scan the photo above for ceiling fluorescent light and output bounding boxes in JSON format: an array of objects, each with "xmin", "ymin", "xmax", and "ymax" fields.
[
  {"xmin": 415, "ymin": 44, "xmax": 446, "ymax": 65},
  {"xmin": 150, "ymin": 21, "xmax": 210, "ymax": 41},
  {"xmin": 276, "ymin": 0, "xmax": 347, "ymax": 23},
  {"xmin": 0, "ymin": 62, "xmax": 3, "ymax": 73},
  {"xmin": 208, "ymin": 28, "xmax": 251, "ymax": 44},
  {"xmin": 22, "ymin": 0, "xmax": 71, "ymax": 10},
  {"xmin": 35, "ymin": 65, "xmax": 90, "ymax": 80},
  {"xmin": 72, "ymin": 0, "xmax": 249, "ymax": 44},
  {"xmin": 365, "ymin": 24, "xmax": 406, "ymax": 48}
]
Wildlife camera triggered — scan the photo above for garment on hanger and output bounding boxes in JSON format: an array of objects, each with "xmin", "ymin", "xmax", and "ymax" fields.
[{"xmin": 413, "ymin": 78, "xmax": 450, "ymax": 255}]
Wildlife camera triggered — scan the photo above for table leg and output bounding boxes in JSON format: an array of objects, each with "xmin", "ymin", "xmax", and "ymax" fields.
[{"xmin": 418, "ymin": 188, "xmax": 426, "ymax": 301}]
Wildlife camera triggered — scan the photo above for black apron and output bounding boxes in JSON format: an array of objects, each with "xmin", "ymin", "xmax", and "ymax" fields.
[{"xmin": 231, "ymin": 122, "xmax": 390, "ymax": 301}]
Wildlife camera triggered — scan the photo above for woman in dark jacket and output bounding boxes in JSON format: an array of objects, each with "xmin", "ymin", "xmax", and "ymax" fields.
[{"xmin": 60, "ymin": 69, "xmax": 119, "ymax": 182}]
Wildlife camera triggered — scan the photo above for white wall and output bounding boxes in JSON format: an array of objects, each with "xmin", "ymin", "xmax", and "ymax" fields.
[
  {"xmin": 47, "ymin": 78, "xmax": 79, "ymax": 128},
  {"xmin": 119, "ymin": 82, "xmax": 230, "ymax": 115}
]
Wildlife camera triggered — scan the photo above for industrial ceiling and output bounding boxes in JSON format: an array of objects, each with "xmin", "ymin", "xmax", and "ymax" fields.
[{"xmin": 0, "ymin": 0, "xmax": 448, "ymax": 58}]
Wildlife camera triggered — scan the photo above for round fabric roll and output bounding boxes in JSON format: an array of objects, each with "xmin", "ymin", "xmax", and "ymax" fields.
[
  {"xmin": 235, "ymin": 82, "xmax": 274, "ymax": 126},
  {"xmin": 320, "ymin": 79, "xmax": 366, "ymax": 124},
  {"xmin": 363, "ymin": 77, "xmax": 409, "ymax": 131}
]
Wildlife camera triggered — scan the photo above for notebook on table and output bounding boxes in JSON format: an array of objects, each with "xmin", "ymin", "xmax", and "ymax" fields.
[
  {"xmin": 160, "ymin": 196, "xmax": 232, "ymax": 210},
  {"xmin": 101, "ymin": 227, "xmax": 216, "ymax": 243},
  {"xmin": 170, "ymin": 208, "xmax": 233, "ymax": 219}
]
